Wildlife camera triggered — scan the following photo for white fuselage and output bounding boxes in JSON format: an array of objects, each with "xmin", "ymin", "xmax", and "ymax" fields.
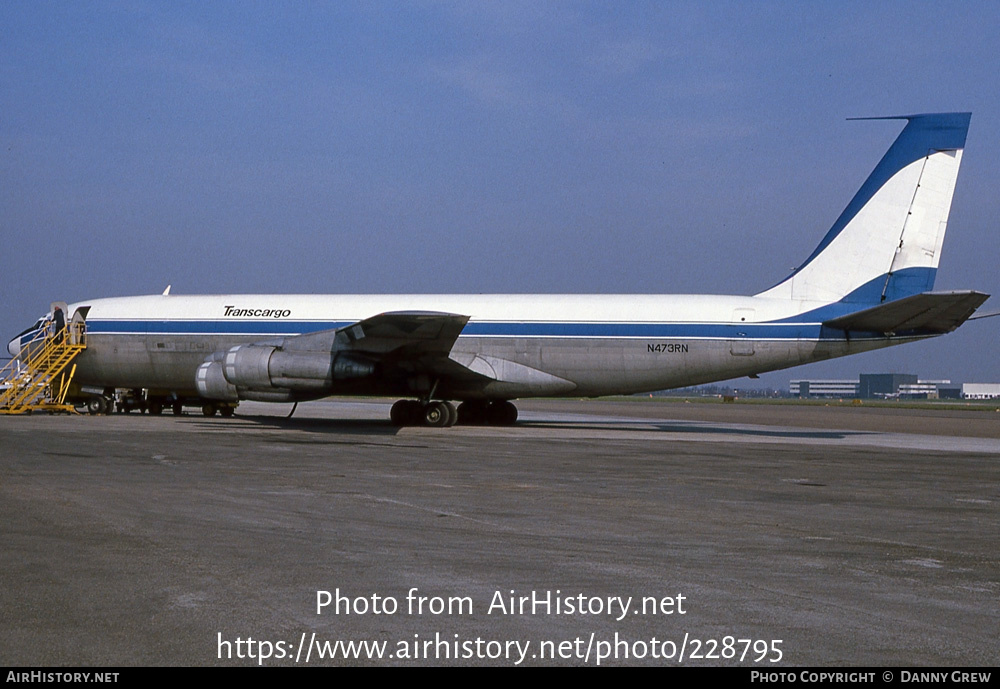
[{"xmin": 61, "ymin": 292, "xmax": 912, "ymax": 400}]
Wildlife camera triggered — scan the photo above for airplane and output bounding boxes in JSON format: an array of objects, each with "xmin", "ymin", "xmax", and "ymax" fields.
[{"xmin": 6, "ymin": 112, "xmax": 989, "ymax": 426}]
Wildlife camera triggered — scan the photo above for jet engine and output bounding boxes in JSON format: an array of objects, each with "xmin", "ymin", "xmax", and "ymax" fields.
[{"xmin": 196, "ymin": 340, "xmax": 376, "ymax": 402}]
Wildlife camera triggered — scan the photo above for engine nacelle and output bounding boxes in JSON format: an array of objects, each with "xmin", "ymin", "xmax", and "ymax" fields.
[
  {"xmin": 218, "ymin": 344, "xmax": 376, "ymax": 392},
  {"xmin": 223, "ymin": 345, "xmax": 275, "ymax": 389},
  {"xmin": 195, "ymin": 361, "xmax": 239, "ymax": 402}
]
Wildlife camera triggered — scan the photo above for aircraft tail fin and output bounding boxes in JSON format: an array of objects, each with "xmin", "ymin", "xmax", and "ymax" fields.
[{"xmin": 756, "ymin": 113, "xmax": 971, "ymax": 305}]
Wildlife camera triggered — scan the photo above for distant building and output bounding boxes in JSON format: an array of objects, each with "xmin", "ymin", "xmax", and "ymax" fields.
[
  {"xmin": 938, "ymin": 387, "xmax": 962, "ymax": 400},
  {"xmin": 859, "ymin": 374, "xmax": 917, "ymax": 399},
  {"xmin": 962, "ymin": 383, "xmax": 1000, "ymax": 400},
  {"xmin": 789, "ymin": 380, "xmax": 858, "ymax": 398},
  {"xmin": 898, "ymin": 380, "xmax": 951, "ymax": 400},
  {"xmin": 790, "ymin": 375, "xmax": 953, "ymax": 399}
]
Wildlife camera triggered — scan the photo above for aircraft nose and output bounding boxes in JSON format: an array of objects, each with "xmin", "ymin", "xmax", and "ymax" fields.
[{"xmin": 7, "ymin": 336, "xmax": 19, "ymax": 358}]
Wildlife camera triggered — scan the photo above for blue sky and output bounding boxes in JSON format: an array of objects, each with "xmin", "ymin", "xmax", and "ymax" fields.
[{"xmin": 3, "ymin": 1, "xmax": 999, "ymax": 387}]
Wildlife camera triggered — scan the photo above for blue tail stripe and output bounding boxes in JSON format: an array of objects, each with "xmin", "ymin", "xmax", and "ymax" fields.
[{"xmin": 781, "ymin": 113, "xmax": 970, "ymax": 284}]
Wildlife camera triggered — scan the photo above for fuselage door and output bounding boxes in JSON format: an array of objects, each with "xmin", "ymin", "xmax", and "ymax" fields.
[{"xmin": 729, "ymin": 308, "xmax": 756, "ymax": 356}]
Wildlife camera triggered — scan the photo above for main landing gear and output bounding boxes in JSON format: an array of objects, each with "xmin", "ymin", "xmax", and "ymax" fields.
[{"xmin": 389, "ymin": 399, "xmax": 518, "ymax": 427}]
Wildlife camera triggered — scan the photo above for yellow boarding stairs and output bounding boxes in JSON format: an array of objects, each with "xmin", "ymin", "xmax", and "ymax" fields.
[{"xmin": 0, "ymin": 322, "xmax": 86, "ymax": 414}]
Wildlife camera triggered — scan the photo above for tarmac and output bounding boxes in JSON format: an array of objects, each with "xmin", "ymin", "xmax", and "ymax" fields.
[{"xmin": 1, "ymin": 398, "xmax": 998, "ymax": 666}]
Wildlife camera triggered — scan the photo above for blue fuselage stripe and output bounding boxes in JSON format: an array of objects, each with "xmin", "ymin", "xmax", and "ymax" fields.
[{"xmin": 85, "ymin": 319, "xmax": 859, "ymax": 340}]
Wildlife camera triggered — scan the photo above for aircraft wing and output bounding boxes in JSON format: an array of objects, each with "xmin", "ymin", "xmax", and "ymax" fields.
[
  {"xmin": 330, "ymin": 311, "xmax": 486, "ymax": 381},
  {"xmin": 332, "ymin": 311, "xmax": 471, "ymax": 357},
  {"xmin": 265, "ymin": 310, "xmax": 492, "ymax": 383},
  {"xmin": 199, "ymin": 309, "xmax": 577, "ymax": 403},
  {"xmin": 823, "ymin": 291, "xmax": 990, "ymax": 335}
]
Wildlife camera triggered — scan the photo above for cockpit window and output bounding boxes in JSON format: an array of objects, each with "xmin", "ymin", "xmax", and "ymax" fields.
[{"xmin": 14, "ymin": 319, "xmax": 46, "ymax": 339}]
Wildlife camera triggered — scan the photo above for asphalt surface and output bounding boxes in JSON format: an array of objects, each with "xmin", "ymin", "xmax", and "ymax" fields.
[{"xmin": 1, "ymin": 399, "xmax": 998, "ymax": 666}]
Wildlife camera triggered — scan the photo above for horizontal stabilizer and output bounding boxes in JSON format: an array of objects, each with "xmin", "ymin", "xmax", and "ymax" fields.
[{"xmin": 823, "ymin": 291, "xmax": 989, "ymax": 334}]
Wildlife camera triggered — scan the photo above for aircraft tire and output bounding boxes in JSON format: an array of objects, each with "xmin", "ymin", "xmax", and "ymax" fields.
[
  {"xmin": 220, "ymin": 406, "xmax": 235, "ymax": 418},
  {"xmin": 202, "ymin": 403, "xmax": 217, "ymax": 417},
  {"xmin": 487, "ymin": 400, "xmax": 518, "ymax": 426},
  {"xmin": 406, "ymin": 400, "xmax": 424, "ymax": 425},
  {"xmin": 442, "ymin": 401, "xmax": 457, "ymax": 427},
  {"xmin": 172, "ymin": 402, "xmax": 183, "ymax": 416},
  {"xmin": 86, "ymin": 396, "xmax": 106, "ymax": 415},
  {"xmin": 390, "ymin": 399, "xmax": 412, "ymax": 426},
  {"xmin": 421, "ymin": 401, "xmax": 451, "ymax": 427},
  {"xmin": 457, "ymin": 401, "xmax": 487, "ymax": 425},
  {"xmin": 148, "ymin": 400, "xmax": 163, "ymax": 416}
]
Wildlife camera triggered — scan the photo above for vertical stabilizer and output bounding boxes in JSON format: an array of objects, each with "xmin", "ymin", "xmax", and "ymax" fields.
[{"xmin": 756, "ymin": 113, "xmax": 970, "ymax": 304}]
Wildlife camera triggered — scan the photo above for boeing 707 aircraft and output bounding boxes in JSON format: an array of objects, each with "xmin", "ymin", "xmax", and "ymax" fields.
[{"xmin": 7, "ymin": 113, "xmax": 989, "ymax": 426}]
